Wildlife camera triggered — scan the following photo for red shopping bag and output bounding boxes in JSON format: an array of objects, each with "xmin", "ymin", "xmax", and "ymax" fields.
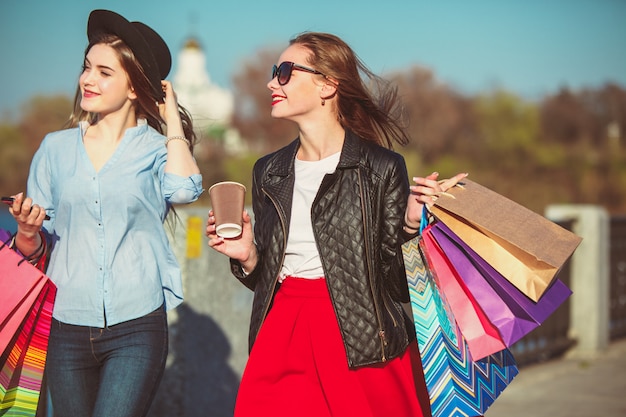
[
  {"xmin": 421, "ymin": 226, "xmax": 506, "ymax": 360},
  {"xmin": 0, "ymin": 234, "xmax": 56, "ymax": 415},
  {"xmin": 429, "ymin": 221, "xmax": 572, "ymax": 346},
  {"xmin": 1, "ymin": 268, "xmax": 48, "ymax": 354}
]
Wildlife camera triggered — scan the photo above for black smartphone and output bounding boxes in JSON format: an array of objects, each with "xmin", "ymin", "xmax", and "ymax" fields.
[{"xmin": 2, "ymin": 196, "xmax": 51, "ymax": 220}]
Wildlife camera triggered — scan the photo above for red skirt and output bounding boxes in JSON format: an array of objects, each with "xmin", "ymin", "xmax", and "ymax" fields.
[{"xmin": 234, "ymin": 277, "xmax": 430, "ymax": 417}]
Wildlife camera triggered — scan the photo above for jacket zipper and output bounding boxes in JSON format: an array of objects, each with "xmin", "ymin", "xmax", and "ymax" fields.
[
  {"xmin": 255, "ymin": 188, "xmax": 288, "ymax": 342},
  {"xmin": 358, "ymin": 170, "xmax": 387, "ymax": 362}
]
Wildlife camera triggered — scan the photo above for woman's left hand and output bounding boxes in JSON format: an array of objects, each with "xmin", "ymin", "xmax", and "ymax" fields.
[
  {"xmin": 158, "ymin": 80, "xmax": 182, "ymax": 126},
  {"xmin": 160, "ymin": 79, "xmax": 200, "ymax": 175},
  {"xmin": 404, "ymin": 172, "xmax": 468, "ymax": 231}
]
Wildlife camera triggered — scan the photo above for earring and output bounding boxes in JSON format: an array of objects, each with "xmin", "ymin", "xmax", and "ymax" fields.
[{"xmin": 321, "ymin": 98, "xmax": 326, "ymax": 106}]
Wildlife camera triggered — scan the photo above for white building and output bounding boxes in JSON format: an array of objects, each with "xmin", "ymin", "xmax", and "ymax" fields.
[{"xmin": 172, "ymin": 37, "xmax": 235, "ymax": 133}]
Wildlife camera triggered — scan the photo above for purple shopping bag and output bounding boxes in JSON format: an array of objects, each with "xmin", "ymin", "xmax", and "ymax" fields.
[{"xmin": 430, "ymin": 221, "xmax": 572, "ymax": 346}]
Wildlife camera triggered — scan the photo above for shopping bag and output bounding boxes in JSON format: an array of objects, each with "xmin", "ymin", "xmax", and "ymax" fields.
[
  {"xmin": 0, "ymin": 272, "xmax": 48, "ymax": 355},
  {"xmin": 433, "ymin": 221, "xmax": 573, "ymax": 326},
  {"xmin": 1, "ymin": 282, "xmax": 55, "ymax": 415},
  {"xmin": 421, "ymin": 227, "xmax": 506, "ymax": 360},
  {"xmin": 431, "ymin": 179, "xmax": 582, "ymax": 301},
  {"xmin": 0, "ymin": 234, "xmax": 50, "ymax": 354},
  {"xmin": 403, "ymin": 236, "xmax": 518, "ymax": 417},
  {"xmin": 0, "ymin": 236, "xmax": 56, "ymax": 416},
  {"xmin": 429, "ymin": 221, "xmax": 572, "ymax": 346}
]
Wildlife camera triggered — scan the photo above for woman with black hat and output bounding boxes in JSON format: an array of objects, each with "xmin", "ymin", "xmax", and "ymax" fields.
[{"xmin": 6, "ymin": 9, "xmax": 202, "ymax": 417}]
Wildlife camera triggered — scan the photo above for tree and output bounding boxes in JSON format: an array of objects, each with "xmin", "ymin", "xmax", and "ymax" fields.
[
  {"xmin": 0, "ymin": 95, "xmax": 72, "ymax": 197},
  {"xmin": 391, "ymin": 66, "xmax": 476, "ymax": 164},
  {"xmin": 539, "ymin": 84, "xmax": 626, "ymax": 212},
  {"xmin": 18, "ymin": 95, "xmax": 73, "ymax": 154},
  {"xmin": 0, "ymin": 123, "xmax": 30, "ymax": 195}
]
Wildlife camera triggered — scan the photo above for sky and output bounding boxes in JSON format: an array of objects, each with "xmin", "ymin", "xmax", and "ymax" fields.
[{"xmin": 1, "ymin": 0, "xmax": 625, "ymax": 118}]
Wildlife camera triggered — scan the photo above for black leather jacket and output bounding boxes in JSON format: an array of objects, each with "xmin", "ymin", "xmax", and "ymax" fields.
[{"xmin": 230, "ymin": 130, "xmax": 416, "ymax": 368}]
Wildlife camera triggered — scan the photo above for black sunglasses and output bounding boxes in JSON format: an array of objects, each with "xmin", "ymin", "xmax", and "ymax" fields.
[{"xmin": 271, "ymin": 61, "xmax": 325, "ymax": 86}]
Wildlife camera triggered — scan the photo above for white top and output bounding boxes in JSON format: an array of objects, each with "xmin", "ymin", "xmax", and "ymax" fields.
[{"xmin": 279, "ymin": 151, "xmax": 341, "ymax": 281}]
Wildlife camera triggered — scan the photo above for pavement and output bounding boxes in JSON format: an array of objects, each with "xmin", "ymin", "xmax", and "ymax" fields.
[{"xmin": 484, "ymin": 338, "xmax": 626, "ymax": 417}]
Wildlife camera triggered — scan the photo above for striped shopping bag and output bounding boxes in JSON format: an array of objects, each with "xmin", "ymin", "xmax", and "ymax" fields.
[{"xmin": 403, "ymin": 236, "xmax": 518, "ymax": 417}]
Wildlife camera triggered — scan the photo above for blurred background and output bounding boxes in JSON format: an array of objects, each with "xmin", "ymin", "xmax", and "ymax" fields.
[
  {"xmin": 1, "ymin": 0, "xmax": 625, "ymax": 219},
  {"xmin": 1, "ymin": 2, "xmax": 625, "ymax": 416}
]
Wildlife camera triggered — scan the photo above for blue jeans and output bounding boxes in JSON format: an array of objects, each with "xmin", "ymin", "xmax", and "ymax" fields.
[{"xmin": 46, "ymin": 306, "xmax": 168, "ymax": 417}]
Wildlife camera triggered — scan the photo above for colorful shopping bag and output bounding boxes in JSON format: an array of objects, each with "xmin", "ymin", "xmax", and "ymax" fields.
[
  {"xmin": 429, "ymin": 221, "xmax": 572, "ymax": 346},
  {"xmin": 431, "ymin": 179, "xmax": 582, "ymax": 301},
  {"xmin": 0, "ymin": 235, "xmax": 56, "ymax": 416},
  {"xmin": 421, "ymin": 227, "xmax": 506, "ymax": 360},
  {"xmin": 403, "ymin": 236, "xmax": 518, "ymax": 417},
  {"xmin": 1, "ymin": 265, "xmax": 48, "ymax": 355}
]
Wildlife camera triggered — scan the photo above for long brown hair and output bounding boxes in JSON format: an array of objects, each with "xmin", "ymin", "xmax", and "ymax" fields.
[
  {"xmin": 66, "ymin": 33, "xmax": 196, "ymax": 151},
  {"xmin": 290, "ymin": 32, "xmax": 409, "ymax": 149}
]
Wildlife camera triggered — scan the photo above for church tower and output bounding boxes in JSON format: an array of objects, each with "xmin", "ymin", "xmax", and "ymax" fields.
[{"xmin": 173, "ymin": 37, "xmax": 234, "ymax": 132}]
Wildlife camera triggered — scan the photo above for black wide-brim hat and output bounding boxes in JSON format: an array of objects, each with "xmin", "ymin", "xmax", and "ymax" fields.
[{"xmin": 87, "ymin": 9, "xmax": 171, "ymax": 101}]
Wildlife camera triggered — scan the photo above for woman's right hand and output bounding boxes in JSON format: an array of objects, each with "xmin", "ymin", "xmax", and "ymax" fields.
[
  {"xmin": 7, "ymin": 192, "xmax": 46, "ymax": 256},
  {"xmin": 8, "ymin": 193, "xmax": 46, "ymax": 236},
  {"xmin": 206, "ymin": 209, "xmax": 258, "ymax": 272}
]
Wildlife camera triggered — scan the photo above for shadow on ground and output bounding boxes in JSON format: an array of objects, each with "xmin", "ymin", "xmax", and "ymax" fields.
[{"xmin": 149, "ymin": 304, "xmax": 240, "ymax": 417}]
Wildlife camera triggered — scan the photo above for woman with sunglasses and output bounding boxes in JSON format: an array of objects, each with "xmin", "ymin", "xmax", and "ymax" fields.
[
  {"xmin": 7, "ymin": 9, "xmax": 202, "ymax": 417},
  {"xmin": 207, "ymin": 32, "xmax": 466, "ymax": 417}
]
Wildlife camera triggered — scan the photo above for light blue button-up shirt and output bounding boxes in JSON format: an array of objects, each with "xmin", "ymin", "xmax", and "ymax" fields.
[{"xmin": 27, "ymin": 120, "xmax": 203, "ymax": 327}]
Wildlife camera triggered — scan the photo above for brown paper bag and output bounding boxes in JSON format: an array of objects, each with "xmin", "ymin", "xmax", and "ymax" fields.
[{"xmin": 430, "ymin": 179, "xmax": 582, "ymax": 302}]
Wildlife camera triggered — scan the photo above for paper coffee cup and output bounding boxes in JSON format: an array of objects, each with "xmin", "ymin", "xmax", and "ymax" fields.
[{"xmin": 209, "ymin": 181, "xmax": 246, "ymax": 238}]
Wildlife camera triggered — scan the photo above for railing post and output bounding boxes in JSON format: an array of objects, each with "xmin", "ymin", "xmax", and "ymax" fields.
[{"xmin": 545, "ymin": 204, "xmax": 610, "ymax": 358}]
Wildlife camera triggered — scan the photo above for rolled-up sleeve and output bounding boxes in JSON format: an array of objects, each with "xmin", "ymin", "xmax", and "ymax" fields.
[{"xmin": 163, "ymin": 173, "xmax": 204, "ymax": 204}]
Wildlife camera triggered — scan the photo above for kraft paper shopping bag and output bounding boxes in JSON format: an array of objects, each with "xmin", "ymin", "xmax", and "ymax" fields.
[{"xmin": 431, "ymin": 179, "xmax": 582, "ymax": 301}]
